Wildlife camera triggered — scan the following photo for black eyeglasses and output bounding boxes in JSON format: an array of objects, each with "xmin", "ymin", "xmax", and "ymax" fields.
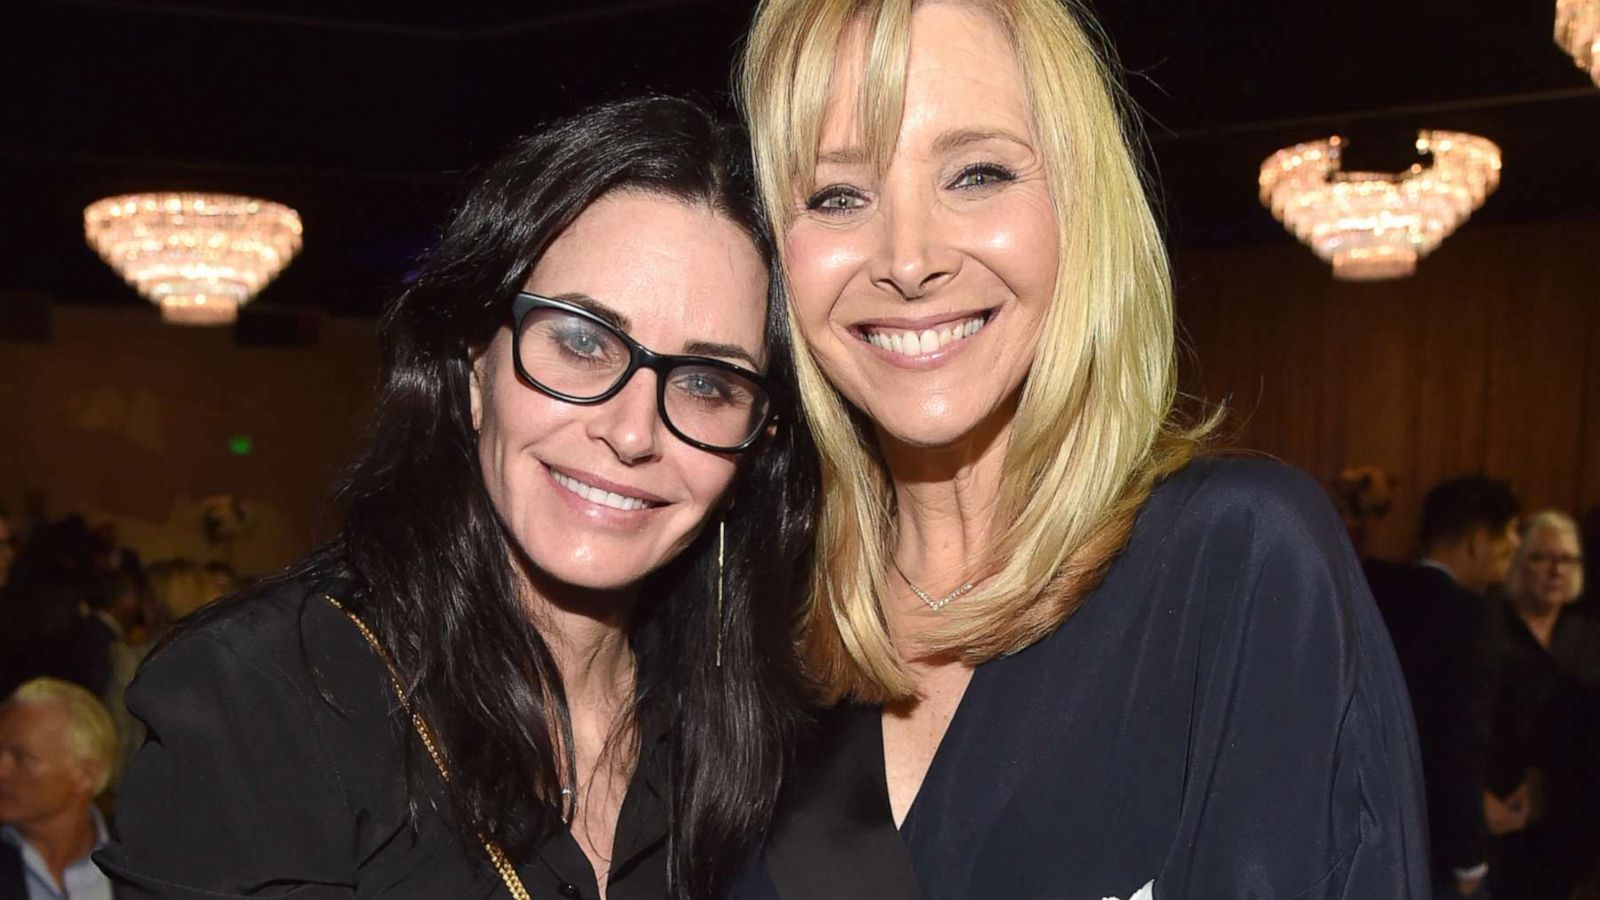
[
  {"xmin": 1525, "ymin": 552, "xmax": 1584, "ymax": 570},
  {"xmin": 510, "ymin": 292, "xmax": 781, "ymax": 453}
]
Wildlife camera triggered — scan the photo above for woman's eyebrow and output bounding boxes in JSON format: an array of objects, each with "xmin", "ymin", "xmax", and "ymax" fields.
[
  {"xmin": 930, "ymin": 127, "xmax": 1031, "ymax": 156},
  {"xmin": 553, "ymin": 291, "xmax": 759, "ymax": 367},
  {"xmin": 684, "ymin": 339, "xmax": 760, "ymax": 369},
  {"xmin": 816, "ymin": 146, "xmax": 870, "ymax": 166},
  {"xmin": 552, "ymin": 291, "xmax": 631, "ymax": 332}
]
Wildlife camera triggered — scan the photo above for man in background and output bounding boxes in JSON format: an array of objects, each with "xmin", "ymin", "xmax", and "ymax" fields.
[
  {"xmin": 1368, "ymin": 475, "xmax": 1521, "ymax": 899},
  {"xmin": 0, "ymin": 678, "xmax": 118, "ymax": 900}
]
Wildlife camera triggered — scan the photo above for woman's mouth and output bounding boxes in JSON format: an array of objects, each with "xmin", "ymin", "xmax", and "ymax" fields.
[
  {"xmin": 548, "ymin": 468, "xmax": 661, "ymax": 512},
  {"xmin": 855, "ymin": 309, "xmax": 994, "ymax": 359}
]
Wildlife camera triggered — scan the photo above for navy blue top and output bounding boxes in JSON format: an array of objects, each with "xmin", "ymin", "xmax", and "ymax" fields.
[{"xmin": 731, "ymin": 459, "xmax": 1431, "ymax": 900}]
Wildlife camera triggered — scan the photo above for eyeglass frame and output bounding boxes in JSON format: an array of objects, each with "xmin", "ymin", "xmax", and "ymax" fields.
[
  {"xmin": 1524, "ymin": 552, "xmax": 1584, "ymax": 569},
  {"xmin": 509, "ymin": 291, "xmax": 784, "ymax": 454}
]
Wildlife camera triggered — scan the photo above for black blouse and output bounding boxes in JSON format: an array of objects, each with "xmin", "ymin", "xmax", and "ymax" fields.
[
  {"xmin": 730, "ymin": 459, "xmax": 1430, "ymax": 900},
  {"xmin": 95, "ymin": 580, "xmax": 667, "ymax": 900}
]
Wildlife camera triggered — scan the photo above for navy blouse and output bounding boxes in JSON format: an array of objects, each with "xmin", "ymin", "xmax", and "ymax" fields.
[{"xmin": 731, "ymin": 459, "xmax": 1430, "ymax": 900}]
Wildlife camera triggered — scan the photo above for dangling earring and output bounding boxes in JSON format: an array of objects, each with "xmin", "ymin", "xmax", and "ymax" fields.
[{"xmin": 715, "ymin": 519, "xmax": 726, "ymax": 669}]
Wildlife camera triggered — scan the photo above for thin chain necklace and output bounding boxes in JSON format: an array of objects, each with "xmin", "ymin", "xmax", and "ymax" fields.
[{"xmin": 891, "ymin": 558, "xmax": 976, "ymax": 611}]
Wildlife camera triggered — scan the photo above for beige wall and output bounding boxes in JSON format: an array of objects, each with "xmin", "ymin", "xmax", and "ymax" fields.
[{"xmin": 0, "ymin": 305, "xmax": 378, "ymax": 575}]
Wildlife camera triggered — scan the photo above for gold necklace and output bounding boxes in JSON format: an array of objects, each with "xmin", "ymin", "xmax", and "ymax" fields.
[
  {"xmin": 890, "ymin": 559, "xmax": 976, "ymax": 611},
  {"xmin": 325, "ymin": 596, "xmax": 534, "ymax": 900}
]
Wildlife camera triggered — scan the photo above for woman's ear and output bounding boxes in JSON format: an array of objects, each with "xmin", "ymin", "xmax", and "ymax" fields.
[{"xmin": 468, "ymin": 344, "xmax": 489, "ymax": 434}]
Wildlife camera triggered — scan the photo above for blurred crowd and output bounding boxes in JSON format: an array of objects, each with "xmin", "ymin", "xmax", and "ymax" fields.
[
  {"xmin": 1366, "ymin": 477, "xmax": 1600, "ymax": 900},
  {"xmin": 1, "ymin": 506, "xmax": 237, "ymax": 897}
]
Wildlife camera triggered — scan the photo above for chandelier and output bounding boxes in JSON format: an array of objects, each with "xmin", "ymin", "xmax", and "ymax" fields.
[
  {"xmin": 84, "ymin": 193, "xmax": 304, "ymax": 325},
  {"xmin": 1557, "ymin": 0, "xmax": 1600, "ymax": 85},
  {"xmin": 1258, "ymin": 132, "xmax": 1501, "ymax": 281}
]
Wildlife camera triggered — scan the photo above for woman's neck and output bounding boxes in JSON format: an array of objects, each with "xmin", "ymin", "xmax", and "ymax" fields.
[
  {"xmin": 878, "ymin": 404, "xmax": 1014, "ymax": 636},
  {"xmin": 1513, "ymin": 594, "xmax": 1561, "ymax": 648},
  {"xmin": 519, "ymin": 571, "xmax": 640, "ymax": 897},
  {"xmin": 519, "ymin": 570, "xmax": 638, "ymax": 712}
]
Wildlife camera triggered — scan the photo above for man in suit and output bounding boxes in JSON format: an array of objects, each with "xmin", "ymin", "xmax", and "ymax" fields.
[
  {"xmin": 0, "ymin": 678, "xmax": 118, "ymax": 900},
  {"xmin": 1368, "ymin": 475, "xmax": 1521, "ymax": 900}
]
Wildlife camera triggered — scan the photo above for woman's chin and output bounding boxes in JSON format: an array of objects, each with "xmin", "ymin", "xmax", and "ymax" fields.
[
  {"xmin": 862, "ymin": 392, "xmax": 1019, "ymax": 453},
  {"xmin": 521, "ymin": 544, "xmax": 657, "ymax": 595}
]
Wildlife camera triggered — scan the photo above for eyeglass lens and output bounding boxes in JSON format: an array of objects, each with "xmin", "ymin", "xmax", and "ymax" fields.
[
  {"xmin": 517, "ymin": 306, "xmax": 770, "ymax": 449},
  {"xmin": 1526, "ymin": 553, "xmax": 1584, "ymax": 568}
]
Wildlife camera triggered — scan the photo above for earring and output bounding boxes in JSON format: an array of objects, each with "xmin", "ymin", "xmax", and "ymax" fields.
[{"xmin": 715, "ymin": 519, "xmax": 726, "ymax": 669}]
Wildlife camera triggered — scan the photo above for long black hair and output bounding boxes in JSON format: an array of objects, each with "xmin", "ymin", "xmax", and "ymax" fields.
[{"xmin": 297, "ymin": 96, "xmax": 816, "ymax": 897}]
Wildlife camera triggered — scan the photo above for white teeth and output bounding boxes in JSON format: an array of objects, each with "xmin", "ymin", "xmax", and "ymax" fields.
[
  {"xmin": 863, "ymin": 314, "xmax": 989, "ymax": 358},
  {"xmin": 551, "ymin": 471, "xmax": 651, "ymax": 512}
]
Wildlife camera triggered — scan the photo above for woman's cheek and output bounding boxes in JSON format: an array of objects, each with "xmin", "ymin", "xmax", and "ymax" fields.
[
  {"xmin": 786, "ymin": 227, "xmax": 867, "ymax": 319},
  {"xmin": 975, "ymin": 197, "xmax": 1059, "ymax": 300}
]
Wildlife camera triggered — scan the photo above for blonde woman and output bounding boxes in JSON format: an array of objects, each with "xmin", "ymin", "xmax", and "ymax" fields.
[
  {"xmin": 1506, "ymin": 511, "xmax": 1594, "ymax": 662},
  {"xmin": 731, "ymin": 1, "xmax": 1429, "ymax": 898},
  {"xmin": 1489, "ymin": 512, "xmax": 1600, "ymax": 900}
]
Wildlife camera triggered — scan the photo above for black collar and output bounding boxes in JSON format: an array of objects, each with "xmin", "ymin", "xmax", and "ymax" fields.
[{"xmin": 763, "ymin": 705, "xmax": 922, "ymax": 900}]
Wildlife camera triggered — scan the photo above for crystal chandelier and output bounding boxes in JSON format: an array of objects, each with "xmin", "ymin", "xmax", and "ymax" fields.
[
  {"xmin": 1556, "ymin": 0, "xmax": 1600, "ymax": 85},
  {"xmin": 1258, "ymin": 132, "xmax": 1501, "ymax": 281},
  {"xmin": 84, "ymin": 193, "xmax": 304, "ymax": 325}
]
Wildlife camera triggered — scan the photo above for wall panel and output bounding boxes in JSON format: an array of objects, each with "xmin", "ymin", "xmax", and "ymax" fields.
[{"xmin": 1178, "ymin": 216, "xmax": 1600, "ymax": 560}]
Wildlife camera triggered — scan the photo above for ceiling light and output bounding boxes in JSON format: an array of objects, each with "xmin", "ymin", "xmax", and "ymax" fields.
[
  {"xmin": 1258, "ymin": 132, "xmax": 1501, "ymax": 281},
  {"xmin": 84, "ymin": 193, "xmax": 303, "ymax": 325},
  {"xmin": 1556, "ymin": 0, "xmax": 1600, "ymax": 86}
]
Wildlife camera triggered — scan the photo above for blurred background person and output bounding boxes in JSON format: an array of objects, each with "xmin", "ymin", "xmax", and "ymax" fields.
[
  {"xmin": 101, "ymin": 559, "xmax": 230, "ymax": 789},
  {"xmin": 70, "ymin": 569, "xmax": 143, "ymax": 700},
  {"xmin": 0, "ymin": 510, "xmax": 20, "ymax": 693},
  {"xmin": 1506, "ymin": 511, "xmax": 1599, "ymax": 680},
  {"xmin": 1368, "ymin": 475, "xmax": 1521, "ymax": 898},
  {"xmin": 0, "ymin": 677, "xmax": 118, "ymax": 900},
  {"xmin": 1, "ymin": 517, "xmax": 103, "ymax": 699},
  {"xmin": 0, "ymin": 511, "xmax": 15, "ymax": 597},
  {"xmin": 1489, "ymin": 511, "xmax": 1599, "ymax": 900}
]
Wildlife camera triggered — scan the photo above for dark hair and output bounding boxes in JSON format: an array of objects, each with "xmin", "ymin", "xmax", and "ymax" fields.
[
  {"xmin": 296, "ymin": 96, "xmax": 816, "ymax": 896},
  {"xmin": 83, "ymin": 567, "xmax": 136, "ymax": 612},
  {"xmin": 1419, "ymin": 475, "xmax": 1521, "ymax": 549}
]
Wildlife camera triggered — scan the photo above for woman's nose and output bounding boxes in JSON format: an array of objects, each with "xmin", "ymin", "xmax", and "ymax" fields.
[
  {"xmin": 587, "ymin": 371, "xmax": 664, "ymax": 465},
  {"xmin": 869, "ymin": 185, "xmax": 961, "ymax": 301}
]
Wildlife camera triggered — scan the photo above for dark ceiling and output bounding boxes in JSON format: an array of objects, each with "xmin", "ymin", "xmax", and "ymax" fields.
[{"xmin": 4, "ymin": 0, "xmax": 1597, "ymax": 318}]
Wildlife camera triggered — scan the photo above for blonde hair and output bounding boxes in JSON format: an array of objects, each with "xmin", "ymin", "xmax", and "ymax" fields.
[
  {"xmin": 7, "ymin": 677, "xmax": 118, "ymax": 795},
  {"xmin": 1510, "ymin": 510, "xmax": 1585, "ymax": 604},
  {"xmin": 739, "ymin": 0, "xmax": 1210, "ymax": 700}
]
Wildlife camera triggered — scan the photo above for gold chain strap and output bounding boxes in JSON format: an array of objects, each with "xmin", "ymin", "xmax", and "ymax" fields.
[{"xmin": 325, "ymin": 595, "xmax": 534, "ymax": 900}]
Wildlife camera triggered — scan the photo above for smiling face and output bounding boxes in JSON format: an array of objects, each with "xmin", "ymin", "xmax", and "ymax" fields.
[
  {"xmin": 785, "ymin": 3, "xmax": 1059, "ymax": 448},
  {"xmin": 470, "ymin": 191, "xmax": 769, "ymax": 592}
]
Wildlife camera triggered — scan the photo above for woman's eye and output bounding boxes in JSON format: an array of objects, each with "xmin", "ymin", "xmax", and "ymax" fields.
[
  {"xmin": 674, "ymin": 371, "xmax": 756, "ymax": 409},
  {"xmin": 950, "ymin": 163, "xmax": 1016, "ymax": 189},
  {"xmin": 555, "ymin": 327, "xmax": 607, "ymax": 358},
  {"xmin": 678, "ymin": 372, "xmax": 730, "ymax": 401},
  {"xmin": 804, "ymin": 186, "xmax": 867, "ymax": 213}
]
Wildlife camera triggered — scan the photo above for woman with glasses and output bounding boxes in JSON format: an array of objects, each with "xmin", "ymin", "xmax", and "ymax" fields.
[
  {"xmin": 730, "ymin": 0, "xmax": 1428, "ymax": 898},
  {"xmin": 97, "ymin": 96, "xmax": 817, "ymax": 900},
  {"xmin": 1489, "ymin": 511, "xmax": 1600, "ymax": 900},
  {"xmin": 1506, "ymin": 512, "xmax": 1593, "ymax": 661}
]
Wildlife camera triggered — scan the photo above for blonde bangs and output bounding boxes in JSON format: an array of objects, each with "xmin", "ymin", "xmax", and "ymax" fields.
[
  {"xmin": 739, "ymin": 0, "xmax": 1211, "ymax": 701},
  {"xmin": 739, "ymin": 0, "xmax": 912, "ymax": 233}
]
